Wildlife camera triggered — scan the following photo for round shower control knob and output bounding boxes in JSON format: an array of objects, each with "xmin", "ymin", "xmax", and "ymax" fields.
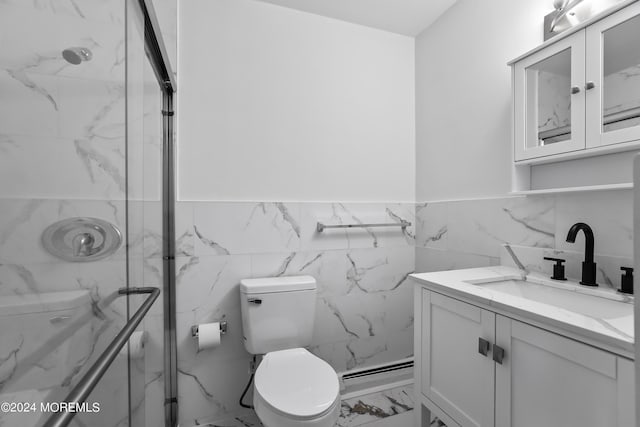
[{"xmin": 42, "ymin": 217, "xmax": 122, "ymax": 262}]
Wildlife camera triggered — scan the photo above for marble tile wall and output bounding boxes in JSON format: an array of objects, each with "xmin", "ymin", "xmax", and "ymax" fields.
[
  {"xmin": 0, "ymin": 1, "xmax": 168, "ymax": 427},
  {"xmin": 174, "ymin": 201, "xmax": 416, "ymax": 426},
  {"xmin": 0, "ymin": 1, "xmax": 127, "ymax": 201},
  {"xmin": 501, "ymin": 244, "xmax": 633, "ymax": 289},
  {"xmin": 415, "ymin": 190, "xmax": 633, "ymax": 290},
  {"xmin": 0, "ymin": 202, "xmax": 164, "ymax": 427}
]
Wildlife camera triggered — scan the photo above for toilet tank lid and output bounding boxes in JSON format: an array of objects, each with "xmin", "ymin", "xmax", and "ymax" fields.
[
  {"xmin": 0, "ymin": 290, "xmax": 90, "ymax": 317},
  {"xmin": 240, "ymin": 275, "xmax": 316, "ymax": 294}
]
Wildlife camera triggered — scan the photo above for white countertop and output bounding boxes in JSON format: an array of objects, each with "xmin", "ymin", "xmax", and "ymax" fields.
[{"xmin": 411, "ymin": 266, "xmax": 634, "ymax": 358}]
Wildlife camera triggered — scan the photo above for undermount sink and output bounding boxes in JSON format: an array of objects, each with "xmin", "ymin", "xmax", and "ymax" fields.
[{"xmin": 467, "ymin": 277, "xmax": 633, "ymax": 320}]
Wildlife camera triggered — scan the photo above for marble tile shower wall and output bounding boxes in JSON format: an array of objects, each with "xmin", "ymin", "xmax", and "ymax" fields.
[
  {"xmin": 0, "ymin": 2, "xmax": 162, "ymax": 427},
  {"xmin": 0, "ymin": 1, "xmax": 128, "ymax": 200},
  {"xmin": 173, "ymin": 201, "xmax": 416, "ymax": 426},
  {"xmin": 415, "ymin": 191, "xmax": 633, "ymax": 287}
]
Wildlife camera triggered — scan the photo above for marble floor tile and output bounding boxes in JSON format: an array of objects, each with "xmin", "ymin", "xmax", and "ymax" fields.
[
  {"xmin": 337, "ymin": 384, "xmax": 414, "ymax": 427},
  {"xmin": 198, "ymin": 384, "xmax": 415, "ymax": 427},
  {"xmin": 197, "ymin": 410, "xmax": 262, "ymax": 427},
  {"xmin": 358, "ymin": 410, "xmax": 414, "ymax": 427}
]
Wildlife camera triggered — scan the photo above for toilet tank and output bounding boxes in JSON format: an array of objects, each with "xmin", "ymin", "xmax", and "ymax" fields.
[
  {"xmin": 0, "ymin": 290, "xmax": 91, "ymax": 394},
  {"xmin": 240, "ymin": 275, "xmax": 317, "ymax": 354}
]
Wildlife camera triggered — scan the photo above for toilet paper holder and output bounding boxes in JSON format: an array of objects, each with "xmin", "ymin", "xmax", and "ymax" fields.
[{"xmin": 191, "ymin": 321, "xmax": 227, "ymax": 338}]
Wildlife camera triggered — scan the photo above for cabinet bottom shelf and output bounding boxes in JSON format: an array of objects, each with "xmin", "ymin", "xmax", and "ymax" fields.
[{"xmin": 511, "ymin": 182, "xmax": 632, "ymax": 195}]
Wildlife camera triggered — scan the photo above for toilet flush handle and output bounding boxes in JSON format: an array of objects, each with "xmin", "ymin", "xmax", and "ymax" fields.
[{"xmin": 248, "ymin": 298, "xmax": 262, "ymax": 305}]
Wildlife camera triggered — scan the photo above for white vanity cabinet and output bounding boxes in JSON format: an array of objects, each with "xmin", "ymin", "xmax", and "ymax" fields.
[
  {"xmin": 494, "ymin": 316, "xmax": 634, "ymax": 427},
  {"xmin": 512, "ymin": 1, "xmax": 640, "ymax": 162},
  {"xmin": 416, "ymin": 288, "xmax": 635, "ymax": 427},
  {"xmin": 420, "ymin": 291, "xmax": 495, "ymax": 427}
]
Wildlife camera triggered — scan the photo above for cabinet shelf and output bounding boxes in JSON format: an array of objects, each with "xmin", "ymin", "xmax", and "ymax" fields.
[{"xmin": 511, "ymin": 182, "xmax": 632, "ymax": 196}]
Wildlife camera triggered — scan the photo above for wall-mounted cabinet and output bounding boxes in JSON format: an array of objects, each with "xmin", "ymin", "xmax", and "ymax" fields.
[
  {"xmin": 585, "ymin": 5, "xmax": 640, "ymax": 149},
  {"xmin": 514, "ymin": 31, "xmax": 586, "ymax": 161},
  {"xmin": 511, "ymin": 1, "xmax": 640, "ymax": 193}
]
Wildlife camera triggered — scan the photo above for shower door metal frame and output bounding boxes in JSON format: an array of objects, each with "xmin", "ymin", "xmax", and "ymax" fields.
[{"xmin": 136, "ymin": 1, "xmax": 178, "ymax": 426}]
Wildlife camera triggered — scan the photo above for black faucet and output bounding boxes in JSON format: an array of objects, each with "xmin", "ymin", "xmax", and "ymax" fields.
[{"xmin": 566, "ymin": 222, "xmax": 597, "ymax": 286}]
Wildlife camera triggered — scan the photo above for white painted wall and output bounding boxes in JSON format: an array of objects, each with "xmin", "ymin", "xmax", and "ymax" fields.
[
  {"xmin": 415, "ymin": 0, "xmax": 552, "ymax": 201},
  {"xmin": 178, "ymin": 0, "xmax": 415, "ymax": 202}
]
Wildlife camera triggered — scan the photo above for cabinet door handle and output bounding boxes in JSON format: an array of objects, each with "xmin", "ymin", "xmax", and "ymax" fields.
[
  {"xmin": 571, "ymin": 86, "xmax": 581, "ymax": 95},
  {"xmin": 493, "ymin": 344, "xmax": 505, "ymax": 364},
  {"xmin": 585, "ymin": 81, "xmax": 595, "ymax": 90},
  {"xmin": 478, "ymin": 338, "xmax": 491, "ymax": 356}
]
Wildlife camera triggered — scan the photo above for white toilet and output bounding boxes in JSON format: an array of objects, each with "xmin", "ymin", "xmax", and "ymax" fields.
[{"xmin": 240, "ymin": 276, "xmax": 340, "ymax": 427}]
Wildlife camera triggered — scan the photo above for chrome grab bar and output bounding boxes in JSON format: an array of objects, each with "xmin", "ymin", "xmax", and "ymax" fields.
[
  {"xmin": 43, "ymin": 287, "xmax": 160, "ymax": 427},
  {"xmin": 316, "ymin": 220, "xmax": 411, "ymax": 233}
]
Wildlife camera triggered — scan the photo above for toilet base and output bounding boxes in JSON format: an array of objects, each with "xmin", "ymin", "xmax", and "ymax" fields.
[{"xmin": 254, "ymin": 389, "xmax": 340, "ymax": 427}]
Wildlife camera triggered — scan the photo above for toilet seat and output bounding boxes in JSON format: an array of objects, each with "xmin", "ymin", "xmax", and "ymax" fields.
[{"xmin": 254, "ymin": 348, "xmax": 340, "ymax": 420}]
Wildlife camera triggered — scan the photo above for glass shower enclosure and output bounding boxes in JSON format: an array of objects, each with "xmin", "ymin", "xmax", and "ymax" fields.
[{"xmin": 0, "ymin": 0, "xmax": 176, "ymax": 426}]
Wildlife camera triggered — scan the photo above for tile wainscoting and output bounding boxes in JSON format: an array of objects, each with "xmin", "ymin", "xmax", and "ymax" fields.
[
  {"xmin": 415, "ymin": 191, "xmax": 633, "ymax": 277},
  {"xmin": 173, "ymin": 201, "xmax": 416, "ymax": 426},
  {"xmin": 0, "ymin": 190, "xmax": 629, "ymax": 427},
  {"xmin": 175, "ymin": 190, "xmax": 632, "ymax": 424}
]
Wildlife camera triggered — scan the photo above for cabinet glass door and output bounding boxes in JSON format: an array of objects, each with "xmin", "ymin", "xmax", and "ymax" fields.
[
  {"xmin": 514, "ymin": 31, "xmax": 585, "ymax": 161},
  {"xmin": 529, "ymin": 49, "xmax": 573, "ymax": 147},
  {"xmin": 586, "ymin": 4, "xmax": 640, "ymax": 148}
]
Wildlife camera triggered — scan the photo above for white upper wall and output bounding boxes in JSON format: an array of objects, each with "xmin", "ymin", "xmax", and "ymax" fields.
[
  {"xmin": 178, "ymin": 0, "xmax": 415, "ymax": 202},
  {"xmin": 415, "ymin": 0, "xmax": 552, "ymax": 201},
  {"xmin": 256, "ymin": 0, "xmax": 457, "ymax": 36}
]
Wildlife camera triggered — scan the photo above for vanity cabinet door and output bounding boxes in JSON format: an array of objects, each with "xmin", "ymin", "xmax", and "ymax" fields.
[
  {"xmin": 421, "ymin": 290, "xmax": 495, "ymax": 427},
  {"xmin": 514, "ymin": 30, "xmax": 586, "ymax": 161},
  {"xmin": 585, "ymin": 1, "xmax": 640, "ymax": 149},
  {"xmin": 495, "ymin": 316, "xmax": 634, "ymax": 427}
]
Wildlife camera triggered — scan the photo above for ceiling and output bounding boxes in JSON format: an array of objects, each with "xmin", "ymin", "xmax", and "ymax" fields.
[{"xmin": 255, "ymin": 0, "xmax": 458, "ymax": 37}]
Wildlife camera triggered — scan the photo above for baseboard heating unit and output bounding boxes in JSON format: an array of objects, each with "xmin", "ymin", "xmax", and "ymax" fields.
[{"xmin": 339, "ymin": 357, "xmax": 413, "ymax": 399}]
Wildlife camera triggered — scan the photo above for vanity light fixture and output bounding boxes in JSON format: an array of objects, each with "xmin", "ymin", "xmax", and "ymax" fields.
[
  {"xmin": 544, "ymin": 0, "xmax": 624, "ymax": 40},
  {"xmin": 550, "ymin": 0, "xmax": 584, "ymax": 32}
]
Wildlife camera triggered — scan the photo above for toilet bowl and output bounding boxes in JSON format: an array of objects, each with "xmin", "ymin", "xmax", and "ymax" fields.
[
  {"xmin": 239, "ymin": 276, "xmax": 341, "ymax": 427},
  {"xmin": 253, "ymin": 348, "xmax": 340, "ymax": 427}
]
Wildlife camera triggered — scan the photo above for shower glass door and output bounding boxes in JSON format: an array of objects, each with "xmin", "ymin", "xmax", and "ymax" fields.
[
  {"xmin": 126, "ymin": 1, "xmax": 169, "ymax": 425},
  {"xmin": 0, "ymin": 0, "xmax": 172, "ymax": 426}
]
